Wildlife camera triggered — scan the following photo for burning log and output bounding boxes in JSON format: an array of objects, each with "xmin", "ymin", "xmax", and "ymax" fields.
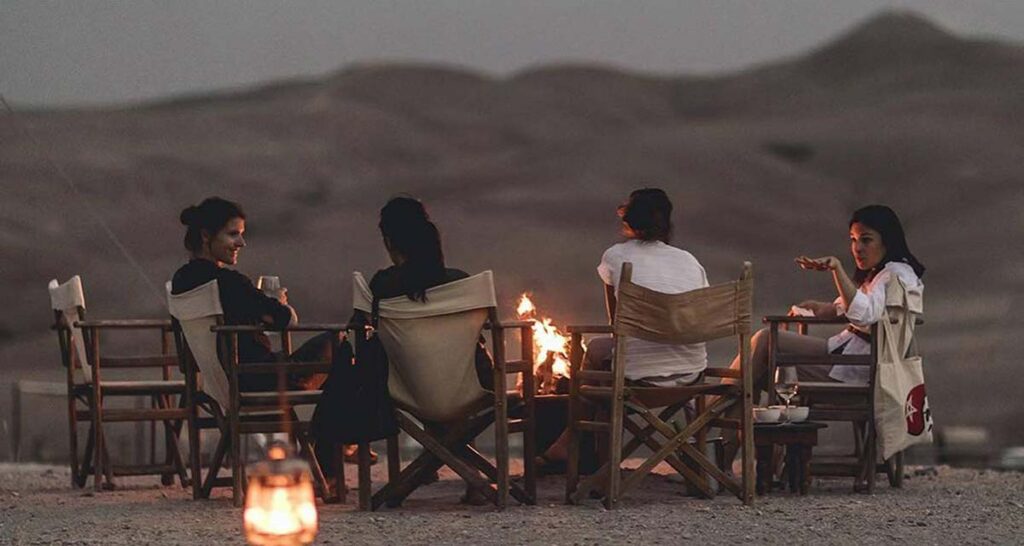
[{"xmin": 516, "ymin": 294, "xmax": 577, "ymax": 395}]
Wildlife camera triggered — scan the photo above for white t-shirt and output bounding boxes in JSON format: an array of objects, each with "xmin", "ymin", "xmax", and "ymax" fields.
[
  {"xmin": 597, "ymin": 240, "xmax": 710, "ymax": 384},
  {"xmin": 828, "ymin": 261, "xmax": 924, "ymax": 383}
]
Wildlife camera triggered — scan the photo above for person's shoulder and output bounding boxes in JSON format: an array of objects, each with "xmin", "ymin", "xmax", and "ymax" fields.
[
  {"xmin": 881, "ymin": 261, "xmax": 922, "ymax": 286},
  {"xmin": 445, "ymin": 268, "xmax": 470, "ymax": 281},
  {"xmin": 171, "ymin": 259, "xmax": 217, "ymax": 293},
  {"xmin": 602, "ymin": 241, "xmax": 631, "ymax": 260},
  {"xmin": 369, "ymin": 266, "xmax": 401, "ymax": 296},
  {"xmin": 660, "ymin": 243, "xmax": 703, "ymax": 265}
]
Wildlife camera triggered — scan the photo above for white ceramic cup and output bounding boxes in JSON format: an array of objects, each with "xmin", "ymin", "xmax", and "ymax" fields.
[{"xmin": 754, "ymin": 407, "xmax": 782, "ymax": 423}]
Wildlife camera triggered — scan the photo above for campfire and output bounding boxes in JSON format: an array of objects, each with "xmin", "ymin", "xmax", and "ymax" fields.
[{"xmin": 516, "ymin": 294, "xmax": 579, "ymax": 394}]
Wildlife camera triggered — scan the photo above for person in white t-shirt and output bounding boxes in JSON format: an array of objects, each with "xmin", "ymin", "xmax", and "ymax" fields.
[
  {"xmin": 537, "ymin": 188, "xmax": 710, "ymax": 472},
  {"xmin": 721, "ymin": 204, "xmax": 926, "ymax": 464}
]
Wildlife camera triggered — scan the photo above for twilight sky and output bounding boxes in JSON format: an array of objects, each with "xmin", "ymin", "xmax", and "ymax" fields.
[{"xmin": 2, "ymin": 0, "xmax": 1023, "ymax": 107}]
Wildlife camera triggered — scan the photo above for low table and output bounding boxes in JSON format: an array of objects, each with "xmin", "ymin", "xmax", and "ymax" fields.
[{"xmin": 753, "ymin": 421, "xmax": 827, "ymax": 495}]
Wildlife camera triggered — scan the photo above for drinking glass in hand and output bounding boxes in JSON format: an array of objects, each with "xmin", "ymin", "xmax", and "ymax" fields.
[{"xmin": 774, "ymin": 367, "xmax": 799, "ymax": 408}]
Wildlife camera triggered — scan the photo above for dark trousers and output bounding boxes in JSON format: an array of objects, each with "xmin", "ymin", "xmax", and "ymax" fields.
[{"xmin": 239, "ymin": 331, "xmax": 344, "ymax": 392}]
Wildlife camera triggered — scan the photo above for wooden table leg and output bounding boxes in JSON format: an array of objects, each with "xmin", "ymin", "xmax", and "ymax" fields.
[
  {"xmin": 785, "ymin": 445, "xmax": 800, "ymax": 493},
  {"xmin": 800, "ymin": 445, "xmax": 813, "ymax": 495},
  {"xmin": 755, "ymin": 445, "xmax": 772, "ymax": 495}
]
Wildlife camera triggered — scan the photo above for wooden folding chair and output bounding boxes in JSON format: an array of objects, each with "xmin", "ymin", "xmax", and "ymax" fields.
[
  {"xmin": 167, "ymin": 280, "xmax": 343, "ymax": 506},
  {"xmin": 565, "ymin": 262, "xmax": 756, "ymax": 508},
  {"xmin": 347, "ymin": 271, "xmax": 537, "ymax": 511},
  {"xmin": 763, "ymin": 292, "xmax": 922, "ymax": 492},
  {"xmin": 49, "ymin": 276, "xmax": 189, "ymax": 491}
]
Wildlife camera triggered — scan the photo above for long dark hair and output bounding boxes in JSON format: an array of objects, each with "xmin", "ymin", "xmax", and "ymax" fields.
[
  {"xmin": 850, "ymin": 205, "xmax": 925, "ymax": 285},
  {"xmin": 179, "ymin": 197, "xmax": 246, "ymax": 254},
  {"xmin": 618, "ymin": 188, "xmax": 673, "ymax": 244},
  {"xmin": 379, "ymin": 196, "xmax": 446, "ymax": 302}
]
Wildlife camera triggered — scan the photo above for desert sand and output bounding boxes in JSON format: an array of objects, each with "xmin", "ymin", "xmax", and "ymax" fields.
[{"xmin": 1, "ymin": 460, "xmax": 1022, "ymax": 545}]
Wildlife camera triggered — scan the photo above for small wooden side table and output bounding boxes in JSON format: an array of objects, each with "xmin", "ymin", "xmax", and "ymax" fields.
[{"xmin": 753, "ymin": 421, "xmax": 827, "ymax": 495}]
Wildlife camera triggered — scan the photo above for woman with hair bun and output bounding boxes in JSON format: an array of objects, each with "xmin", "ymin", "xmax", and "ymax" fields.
[
  {"xmin": 537, "ymin": 188, "xmax": 710, "ymax": 471},
  {"xmin": 171, "ymin": 196, "xmax": 341, "ymax": 392}
]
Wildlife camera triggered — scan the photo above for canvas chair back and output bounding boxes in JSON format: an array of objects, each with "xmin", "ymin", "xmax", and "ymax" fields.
[
  {"xmin": 49, "ymin": 276, "xmax": 90, "ymax": 383},
  {"xmin": 167, "ymin": 280, "xmax": 230, "ymax": 408},
  {"xmin": 352, "ymin": 271, "xmax": 496, "ymax": 422},
  {"xmin": 614, "ymin": 262, "xmax": 753, "ymax": 345}
]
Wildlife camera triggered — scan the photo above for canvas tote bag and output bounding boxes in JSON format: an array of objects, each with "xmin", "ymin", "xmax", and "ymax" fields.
[{"xmin": 874, "ymin": 275, "xmax": 932, "ymax": 460}]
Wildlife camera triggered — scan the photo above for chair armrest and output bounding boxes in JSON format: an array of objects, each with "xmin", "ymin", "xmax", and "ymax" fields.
[
  {"xmin": 211, "ymin": 322, "xmax": 361, "ymax": 333},
  {"xmin": 238, "ymin": 361, "xmax": 333, "ymax": 374},
  {"xmin": 565, "ymin": 324, "xmax": 613, "ymax": 334},
  {"xmin": 101, "ymin": 355, "xmax": 179, "ymax": 369},
  {"xmin": 75, "ymin": 319, "xmax": 173, "ymax": 330},
  {"xmin": 485, "ymin": 320, "xmax": 534, "ymax": 330},
  {"xmin": 762, "ymin": 316, "xmax": 849, "ymax": 325}
]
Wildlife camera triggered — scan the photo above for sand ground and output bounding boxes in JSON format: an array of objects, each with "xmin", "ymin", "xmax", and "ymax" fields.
[{"xmin": 1, "ymin": 461, "xmax": 1022, "ymax": 545}]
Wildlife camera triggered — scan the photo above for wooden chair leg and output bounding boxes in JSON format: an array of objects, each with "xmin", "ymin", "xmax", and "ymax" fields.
[
  {"xmin": 386, "ymin": 436, "xmax": 400, "ymax": 486},
  {"xmin": 189, "ymin": 410, "xmax": 202, "ymax": 499},
  {"xmin": 334, "ymin": 445, "xmax": 347, "ymax": 505},
  {"xmin": 76, "ymin": 424, "xmax": 95, "ymax": 488},
  {"xmin": 92, "ymin": 392, "xmax": 104, "ymax": 491},
  {"xmin": 231, "ymin": 425, "xmax": 244, "ymax": 506},
  {"xmin": 358, "ymin": 443, "xmax": 372, "ymax": 511},
  {"xmin": 605, "ymin": 400, "xmax": 624, "ymax": 509},
  {"xmin": 66, "ymin": 394, "xmax": 80, "ymax": 488}
]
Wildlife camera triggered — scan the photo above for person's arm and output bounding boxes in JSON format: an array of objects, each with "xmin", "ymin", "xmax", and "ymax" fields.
[
  {"xmin": 795, "ymin": 255, "xmax": 858, "ymax": 311},
  {"xmin": 604, "ymin": 283, "xmax": 617, "ymax": 323},
  {"xmin": 223, "ymin": 270, "xmax": 293, "ymax": 328}
]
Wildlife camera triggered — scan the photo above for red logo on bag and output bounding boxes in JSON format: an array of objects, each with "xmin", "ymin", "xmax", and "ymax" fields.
[{"xmin": 905, "ymin": 384, "xmax": 928, "ymax": 436}]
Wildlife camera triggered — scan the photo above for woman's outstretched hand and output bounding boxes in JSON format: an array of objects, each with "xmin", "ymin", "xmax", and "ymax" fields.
[{"xmin": 795, "ymin": 255, "xmax": 840, "ymax": 272}]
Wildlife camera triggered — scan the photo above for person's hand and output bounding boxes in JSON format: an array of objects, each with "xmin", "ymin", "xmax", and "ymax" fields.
[
  {"xmin": 795, "ymin": 255, "xmax": 841, "ymax": 272},
  {"xmin": 274, "ymin": 288, "xmax": 289, "ymax": 306},
  {"xmin": 789, "ymin": 300, "xmax": 822, "ymax": 316}
]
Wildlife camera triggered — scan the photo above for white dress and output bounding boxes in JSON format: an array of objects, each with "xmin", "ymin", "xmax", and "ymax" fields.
[{"xmin": 828, "ymin": 261, "xmax": 924, "ymax": 383}]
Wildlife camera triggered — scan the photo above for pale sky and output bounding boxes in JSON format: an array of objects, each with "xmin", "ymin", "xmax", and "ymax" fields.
[{"xmin": 2, "ymin": 0, "xmax": 1023, "ymax": 107}]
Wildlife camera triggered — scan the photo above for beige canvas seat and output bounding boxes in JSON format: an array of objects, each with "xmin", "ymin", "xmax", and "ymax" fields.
[
  {"xmin": 763, "ymin": 275, "xmax": 924, "ymax": 492},
  {"xmin": 349, "ymin": 270, "xmax": 537, "ymax": 510},
  {"xmin": 565, "ymin": 262, "xmax": 756, "ymax": 508},
  {"xmin": 49, "ymin": 276, "xmax": 188, "ymax": 491},
  {"xmin": 167, "ymin": 279, "xmax": 343, "ymax": 506}
]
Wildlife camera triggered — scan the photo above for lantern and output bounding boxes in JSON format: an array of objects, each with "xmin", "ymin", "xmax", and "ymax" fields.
[{"xmin": 243, "ymin": 443, "xmax": 318, "ymax": 546}]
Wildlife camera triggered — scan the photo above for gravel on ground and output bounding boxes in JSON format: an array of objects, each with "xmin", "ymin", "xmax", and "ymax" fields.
[{"xmin": 1, "ymin": 461, "xmax": 1022, "ymax": 545}]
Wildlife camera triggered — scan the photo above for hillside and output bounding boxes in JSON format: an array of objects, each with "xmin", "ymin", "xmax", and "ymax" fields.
[{"xmin": 1, "ymin": 11, "xmax": 1022, "ymax": 458}]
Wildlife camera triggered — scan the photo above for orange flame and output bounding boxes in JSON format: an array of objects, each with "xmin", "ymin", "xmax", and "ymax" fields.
[{"xmin": 516, "ymin": 294, "xmax": 572, "ymax": 384}]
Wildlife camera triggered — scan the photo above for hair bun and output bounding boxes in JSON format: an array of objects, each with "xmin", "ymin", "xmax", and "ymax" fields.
[{"xmin": 179, "ymin": 205, "xmax": 200, "ymax": 226}]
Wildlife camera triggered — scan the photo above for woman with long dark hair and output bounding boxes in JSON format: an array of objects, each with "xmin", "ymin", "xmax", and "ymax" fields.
[
  {"xmin": 720, "ymin": 204, "xmax": 925, "ymax": 463},
  {"xmin": 357, "ymin": 195, "xmax": 494, "ymax": 387}
]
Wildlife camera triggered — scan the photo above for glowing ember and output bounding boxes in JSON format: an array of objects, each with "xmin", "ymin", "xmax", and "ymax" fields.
[{"xmin": 516, "ymin": 294, "xmax": 575, "ymax": 393}]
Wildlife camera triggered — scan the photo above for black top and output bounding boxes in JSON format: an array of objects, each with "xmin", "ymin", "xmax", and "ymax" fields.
[
  {"xmin": 171, "ymin": 258, "xmax": 293, "ymax": 363},
  {"xmin": 369, "ymin": 266, "xmax": 470, "ymax": 300}
]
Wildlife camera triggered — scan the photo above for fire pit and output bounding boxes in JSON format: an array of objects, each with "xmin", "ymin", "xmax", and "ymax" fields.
[{"xmin": 515, "ymin": 294, "xmax": 579, "ymax": 395}]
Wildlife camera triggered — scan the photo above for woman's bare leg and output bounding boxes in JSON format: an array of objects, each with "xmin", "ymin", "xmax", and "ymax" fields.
[
  {"xmin": 720, "ymin": 328, "xmax": 829, "ymax": 466},
  {"xmin": 540, "ymin": 337, "xmax": 614, "ymax": 462}
]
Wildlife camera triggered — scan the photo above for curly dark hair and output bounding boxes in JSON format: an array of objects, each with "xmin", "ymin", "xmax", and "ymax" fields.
[{"xmin": 617, "ymin": 188, "xmax": 673, "ymax": 243}]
